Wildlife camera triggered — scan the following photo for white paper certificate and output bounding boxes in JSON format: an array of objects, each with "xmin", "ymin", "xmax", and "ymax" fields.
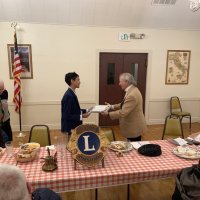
[{"xmin": 91, "ymin": 105, "xmax": 109, "ymax": 113}]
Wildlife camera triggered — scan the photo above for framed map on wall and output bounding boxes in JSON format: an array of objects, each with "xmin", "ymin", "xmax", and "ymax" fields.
[{"xmin": 165, "ymin": 50, "xmax": 191, "ymax": 84}]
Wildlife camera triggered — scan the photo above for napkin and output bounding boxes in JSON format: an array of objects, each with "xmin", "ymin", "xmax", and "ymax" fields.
[
  {"xmin": 131, "ymin": 141, "xmax": 150, "ymax": 150},
  {"xmin": 168, "ymin": 137, "xmax": 187, "ymax": 146},
  {"xmin": 194, "ymin": 134, "xmax": 200, "ymax": 142},
  {"xmin": 45, "ymin": 145, "xmax": 55, "ymax": 150}
]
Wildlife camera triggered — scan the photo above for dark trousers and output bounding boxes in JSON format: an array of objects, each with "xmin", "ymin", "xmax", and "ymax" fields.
[
  {"xmin": 0, "ymin": 128, "xmax": 5, "ymax": 148},
  {"xmin": 127, "ymin": 135, "xmax": 142, "ymax": 142},
  {"xmin": 1, "ymin": 119, "xmax": 12, "ymax": 141}
]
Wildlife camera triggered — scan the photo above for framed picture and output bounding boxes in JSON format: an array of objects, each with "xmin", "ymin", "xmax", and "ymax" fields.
[
  {"xmin": 165, "ymin": 50, "xmax": 191, "ymax": 84},
  {"xmin": 7, "ymin": 44, "xmax": 33, "ymax": 79}
]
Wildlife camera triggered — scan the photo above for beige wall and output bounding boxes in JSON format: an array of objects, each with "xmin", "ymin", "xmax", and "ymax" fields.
[{"xmin": 0, "ymin": 22, "xmax": 200, "ymax": 131}]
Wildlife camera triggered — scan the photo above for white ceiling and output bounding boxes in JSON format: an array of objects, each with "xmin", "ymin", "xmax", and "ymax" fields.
[{"xmin": 0, "ymin": 0, "xmax": 200, "ymax": 30}]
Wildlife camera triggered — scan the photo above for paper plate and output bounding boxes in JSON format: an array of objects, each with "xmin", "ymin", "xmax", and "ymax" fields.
[
  {"xmin": 109, "ymin": 141, "xmax": 133, "ymax": 152},
  {"xmin": 173, "ymin": 146, "xmax": 200, "ymax": 160}
]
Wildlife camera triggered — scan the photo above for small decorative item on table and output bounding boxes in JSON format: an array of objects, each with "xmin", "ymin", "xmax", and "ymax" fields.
[{"xmin": 41, "ymin": 148, "xmax": 57, "ymax": 172}]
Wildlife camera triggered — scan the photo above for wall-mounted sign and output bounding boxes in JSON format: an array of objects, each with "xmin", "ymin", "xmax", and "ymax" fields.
[
  {"xmin": 119, "ymin": 32, "xmax": 131, "ymax": 41},
  {"xmin": 67, "ymin": 124, "xmax": 109, "ymax": 168},
  {"xmin": 119, "ymin": 32, "xmax": 145, "ymax": 41}
]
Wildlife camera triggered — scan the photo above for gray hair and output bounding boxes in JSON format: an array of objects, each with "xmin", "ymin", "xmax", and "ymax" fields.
[
  {"xmin": 0, "ymin": 164, "xmax": 30, "ymax": 200},
  {"xmin": 120, "ymin": 73, "xmax": 137, "ymax": 86}
]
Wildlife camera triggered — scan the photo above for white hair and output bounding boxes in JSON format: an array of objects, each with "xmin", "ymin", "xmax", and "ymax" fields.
[
  {"xmin": 0, "ymin": 164, "xmax": 30, "ymax": 200},
  {"xmin": 120, "ymin": 73, "xmax": 137, "ymax": 86}
]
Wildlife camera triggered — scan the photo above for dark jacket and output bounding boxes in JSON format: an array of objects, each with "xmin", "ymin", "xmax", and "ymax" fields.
[
  {"xmin": 0, "ymin": 128, "xmax": 4, "ymax": 148},
  {"xmin": 32, "ymin": 188, "xmax": 61, "ymax": 200},
  {"xmin": 61, "ymin": 88, "xmax": 86, "ymax": 133},
  {"xmin": 172, "ymin": 163, "xmax": 200, "ymax": 200}
]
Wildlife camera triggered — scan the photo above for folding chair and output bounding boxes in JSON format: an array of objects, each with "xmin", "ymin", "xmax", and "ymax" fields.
[
  {"xmin": 170, "ymin": 96, "xmax": 191, "ymax": 129},
  {"xmin": 100, "ymin": 126, "xmax": 116, "ymax": 142},
  {"xmin": 29, "ymin": 125, "xmax": 51, "ymax": 147},
  {"xmin": 162, "ymin": 115, "xmax": 184, "ymax": 139}
]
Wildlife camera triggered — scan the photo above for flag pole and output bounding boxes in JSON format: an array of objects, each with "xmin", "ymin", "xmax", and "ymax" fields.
[
  {"xmin": 17, "ymin": 91, "xmax": 25, "ymax": 138},
  {"xmin": 19, "ymin": 92, "xmax": 22, "ymax": 132}
]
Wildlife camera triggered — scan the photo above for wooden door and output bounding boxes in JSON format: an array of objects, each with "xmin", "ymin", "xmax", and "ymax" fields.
[
  {"xmin": 99, "ymin": 53, "xmax": 124, "ymax": 126},
  {"xmin": 99, "ymin": 52, "xmax": 148, "ymax": 126}
]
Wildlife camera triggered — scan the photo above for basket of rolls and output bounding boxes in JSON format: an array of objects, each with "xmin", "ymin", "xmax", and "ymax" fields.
[{"xmin": 15, "ymin": 142, "xmax": 40, "ymax": 162}]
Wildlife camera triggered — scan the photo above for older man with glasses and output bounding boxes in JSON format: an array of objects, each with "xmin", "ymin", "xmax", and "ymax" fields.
[{"xmin": 101, "ymin": 73, "xmax": 147, "ymax": 141}]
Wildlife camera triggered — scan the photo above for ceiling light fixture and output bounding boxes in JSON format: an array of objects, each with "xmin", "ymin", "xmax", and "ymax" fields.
[
  {"xmin": 189, "ymin": 0, "xmax": 200, "ymax": 12},
  {"xmin": 11, "ymin": 21, "xmax": 21, "ymax": 30}
]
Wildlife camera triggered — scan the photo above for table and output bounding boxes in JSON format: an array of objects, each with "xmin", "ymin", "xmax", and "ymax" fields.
[{"xmin": 0, "ymin": 140, "xmax": 198, "ymax": 193}]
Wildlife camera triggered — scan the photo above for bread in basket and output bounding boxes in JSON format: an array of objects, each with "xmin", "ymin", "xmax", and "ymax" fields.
[{"xmin": 15, "ymin": 142, "xmax": 40, "ymax": 162}]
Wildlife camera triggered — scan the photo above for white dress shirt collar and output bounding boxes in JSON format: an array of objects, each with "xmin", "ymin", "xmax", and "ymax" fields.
[
  {"xmin": 69, "ymin": 87, "xmax": 76, "ymax": 94},
  {"xmin": 125, "ymin": 84, "xmax": 133, "ymax": 93}
]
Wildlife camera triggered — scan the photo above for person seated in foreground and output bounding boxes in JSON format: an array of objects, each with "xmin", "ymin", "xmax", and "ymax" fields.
[
  {"xmin": 0, "ymin": 164, "xmax": 61, "ymax": 200},
  {"xmin": 0, "ymin": 164, "xmax": 31, "ymax": 200}
]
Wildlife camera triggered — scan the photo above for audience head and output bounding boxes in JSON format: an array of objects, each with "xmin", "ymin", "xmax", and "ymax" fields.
[
  {"xmin": 65, "ymin": 72, "xmax": 80, "ymax": 89},
  {"xmin": 0, "ymin": 80, "xmax": 5, "ymax": 95},
  {"xmin": 0, "ymin": 164, "xmax": 31, "ymax": 200},
  {"xmin": 119, "ymin": 73, "xmax": 137, "ymax": 90}
]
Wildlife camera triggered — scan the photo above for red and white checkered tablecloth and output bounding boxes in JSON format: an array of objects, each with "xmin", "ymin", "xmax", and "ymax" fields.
[
  {"xmin": 0, "ymin": 148, "xmax": 19, "ymax": 165},
  {"xmin": 0, "ymin": 140, "xmax": 199, "ymax": 193}
]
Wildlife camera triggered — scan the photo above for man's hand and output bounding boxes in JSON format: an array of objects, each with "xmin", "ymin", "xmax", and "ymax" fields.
[
  {"xmin": 88, "ymin": 106, "xmax": 94, "ymax": 112},
  {"xmin": 101, "ymin": 111, "xmax": 109, "ymax": 116},
  {"xmin": 82, "ymin": 112, "xmax": 91, "ymax": 118},
  {"xmin": 105, "ymin": 102, "xmax": 112, "ymax": 111}
]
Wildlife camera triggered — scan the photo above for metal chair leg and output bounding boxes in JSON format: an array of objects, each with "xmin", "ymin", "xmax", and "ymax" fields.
[
  {"xmin": 95, "ymin": 188, "xmax": 98, "ymax": 200},
  {"xmin": 127, "ymin": 184, "xmax": 130, "ymax": 200}
]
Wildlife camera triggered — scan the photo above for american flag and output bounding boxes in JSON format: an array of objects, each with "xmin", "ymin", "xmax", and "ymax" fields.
[{"xmin": 13, "ymin": 31, "xmax": 23, "ymax": 112}]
